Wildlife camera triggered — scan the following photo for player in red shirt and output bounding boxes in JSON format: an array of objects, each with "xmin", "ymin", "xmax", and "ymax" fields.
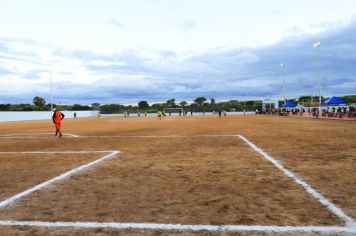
[{"xmin": 52, "ymin": 108, "xmax": 65, "ymax": 137}]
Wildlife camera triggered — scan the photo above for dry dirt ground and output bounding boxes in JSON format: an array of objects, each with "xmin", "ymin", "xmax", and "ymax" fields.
[{"xmin": 0, "ymin": 115, "xmax": 354, "ymax": 235}]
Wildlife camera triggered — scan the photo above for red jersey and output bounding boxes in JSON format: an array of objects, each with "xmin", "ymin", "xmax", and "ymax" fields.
[{"xmin": 52, "ymin": 111, "xmax": 65, "ymax": 123}]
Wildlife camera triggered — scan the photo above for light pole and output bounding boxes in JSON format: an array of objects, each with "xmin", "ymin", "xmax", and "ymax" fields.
[
  {"xmin": 49, "ymin": 71, "xmax": 53, "ymax": 111},
  {"xmin": 243, "ymin": 100, "xmax": 246, "ymax": 115},
  {"xmin": 280, "ymin": 63, "xmax": 286, "ymax": 103},
  {"xmin": 313, "ymin": 42, "xmax": 321, "ymax": 108}
]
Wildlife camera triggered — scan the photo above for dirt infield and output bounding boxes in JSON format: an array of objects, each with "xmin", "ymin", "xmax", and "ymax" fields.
[
  {"xmin": 0, "ymin": 137, "xmax": 340, "ymax": 226},
  {"xmin": 0, "ymin": 115, "xmax": 355, "ymax": 235},
  {"xmin": 0, "ymin": 153, "xmax": 101, "ymax": 201}
]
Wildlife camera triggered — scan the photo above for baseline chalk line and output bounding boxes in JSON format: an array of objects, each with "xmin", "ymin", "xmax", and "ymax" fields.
[
  {"xmin": 81, "ymin": 134, "xmax": 239, "ymax": 138},
  {"xmin": 238, "ymin": 135, "xmax": 355, "ymax": 226},
  {"xmin": 0, "ymin": 151, "xmax": 120, "ymax": 208},
  {"xmin": 0, "ymin": 133, "xmax": 80, "ymax": 139},
  {"xmin": 0, "ymin": 151, "xmax": 117, "ymax": 154},
  {"xmin": 0, "ymin": 221, "xmax": 355, "ymax": 233},
  {"xmin": 66, "ymin": 133, "xmax": 79, "ymax": 138}
]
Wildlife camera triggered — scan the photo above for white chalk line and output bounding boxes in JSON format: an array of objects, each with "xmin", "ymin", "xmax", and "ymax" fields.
[
  {"xmin": 81, "ymin": 134, "xmax": 239, "ymax": 138},
  {"xmin": 0, "ymin": 221, "xmax": 355, "ymax": 233},
  {"xmin": 0, "ymin": 133, "xmax": 242, "ymax": 139},
  {"xmin": 0, "ymin": 133, "xmax": 79, "ymax": 139},
  {"xmin": 0, "ymin": 133, "xmax": 232, "ymax": 138},
  {"xmin": 0, "ymin": 134, "xmax": 354, "ymax": 232},
  {"xmin": 4, "ymin": 134, "xmax": 239, "ymax": 138},
  {"xmin": 0, "ymin": 151, "xmax": 117, "ymax": 154},
  {"xmin": 0, "ymin": 133, "xmax": 55, "ymax": 137},
  {"xmin": 0, "ymin": 151, "xmax": 120, "ymax": 208},
  {"xmin": 66, "ymin": 133, "xmax": 79, "ymax": 138},
  {"xmin": 4, "ymin": 135, "xmax": 234, "ymax": 139},
  {"xmin": 237, "ymin": 135, "xmax": 355, "ymax": 227}
]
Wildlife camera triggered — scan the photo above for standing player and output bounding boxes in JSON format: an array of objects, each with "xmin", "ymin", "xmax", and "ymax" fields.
[
  {"xmin": 157, "ymin": 110, "xmax": 162, "ymax": 120},
  {"xmin": 52, "ymin": 108, "xmax": 65, "ymax": 137}
]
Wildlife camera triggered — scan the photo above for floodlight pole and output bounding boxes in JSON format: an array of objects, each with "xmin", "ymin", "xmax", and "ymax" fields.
[
  {"xmin": 280, "ymin": 64, "xmax": 286, "ymax": 103},
  {"xmin": 317, "ymin": 44, "xmax": 321, "ymax": 108},
  {"xmin": 50, "ymin": 71, "xmax": 53, "ymax": 111},
  {"xmin": 243, "ymin": 100, "xmax": 246, "ymax": 115},
  {"xmin": 314, "ymin": 42, "xmax": 321, "ymax": 109}
]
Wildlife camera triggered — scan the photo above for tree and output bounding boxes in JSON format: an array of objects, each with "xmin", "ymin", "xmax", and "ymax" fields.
[
  {"xmin": 138, "ymin": 101, "xmax": 149, "ymax": 109},
  {"xmin": 246, "ymin": 100, "xmax": 255, "ymax": 106},
  {"xmin": 194, "ymin": 97, "xmax": 207, "ymax": 106},
  {"xmin": 210, "ymin": 98, "xmax": 215, "ymax": 105},
  {"xmin": 179, "ymin": 101, "xmax": 187, "ymax": 107},
  {"xmin": 72, "ymin": 104, "xmax": 91, "ymax": 111},
  {"xmin": 0, "ymin": 104, "xmax": 10, "ymax": 111},
  {"xmin": 100, "ymin": 104, "xmax": 124, "ymax": 113},
  {"xmin": 341, "ymin": 95, "xmax": 356, "ymax": 103},
  {"xmin": 166, "ymin": 98, "xmax": 176, "ymax": 107},
  {"xmin": 33, "ymin": 96, "xmax": 46, "ymax": 110},
  {"xmin": 91, "ymin": 103, "xmax": 100, "ymax": 110},
  {"xmin": 151, "ymin": 103, "xmax": 163, "ymax": 110}
]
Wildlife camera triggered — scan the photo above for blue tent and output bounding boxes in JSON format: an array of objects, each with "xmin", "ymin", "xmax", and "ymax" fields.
[
  {"xmin": 322, "ymin": 96, "xmax": 348, "ymax": 105},
  {"xmin": 281, "ymin": 101, "xmax": 298, "ymax": 107}
]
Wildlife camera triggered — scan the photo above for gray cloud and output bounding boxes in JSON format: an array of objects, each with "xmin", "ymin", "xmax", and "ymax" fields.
[
  {"xmin": 0, "ymin": 66, "xmax": 14, "ymax": 76},
  {"xmin": 22, "ymin": 69, "xmax": 48, "ymax": 80},
  {"xmin": 180, "ymin": 20, "xmax": 195, "ymax": 31},
  {"xmin": 107, "ymin": 19, "xmax": 126, "ymax": 28},
  {"xmin": 1, "ymin": 21, "xmax": 356, "ymax": 104}
]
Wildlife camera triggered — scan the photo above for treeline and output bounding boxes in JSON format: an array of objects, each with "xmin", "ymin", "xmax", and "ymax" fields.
[
  {"xmin": 100, "ymin": 97, "xmax": 262, "ymax": 114},
  {"xmin": 288, "ymin": 95, "xmax": 356, "ymax": 106},
  {"xmin": 0, "ymin": 96, "xmax": 95, "ymax": 111},
  {"xmin": 0, "ymin": 103, "xmax": 92, "ymax": 111},
  {"xmin": 1, "ymin": 95, "xmax": 355, "ymax": 112}
]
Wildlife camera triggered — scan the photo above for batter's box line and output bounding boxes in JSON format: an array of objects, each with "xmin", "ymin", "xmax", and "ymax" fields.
[
  {"xmin": 0, "ymin": 150, "xmax": 120, "ymax": 208},
  {"xmin": 0, "ymin": 221, "xmax": 355, "ymax": 234},
  {"xmin": 0, "ymin": 133, "xmax": 79, "ymax": 138}
]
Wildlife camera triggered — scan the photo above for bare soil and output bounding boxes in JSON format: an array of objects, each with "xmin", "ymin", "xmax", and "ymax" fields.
[
  {"xmin": 0, "ymin": 115, "xmax": 354, "ymax": 235},
  {"xmin": 0, "ymin": 153, "xmax": 102, "ymax": 201}
]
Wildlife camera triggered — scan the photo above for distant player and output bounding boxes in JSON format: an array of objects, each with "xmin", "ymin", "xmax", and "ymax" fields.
[
  {"xmin": 97, "ymin": 111, "xmax": 101, "ymax": 119},
  {"xmin": 157, "ymin": 110, "xmax": 162, "ymax": 120},
  {"xmin": 223, "ymin": 110, "xmax": 227, "ymax": 117},
  {"xmin": 52, "ymin": 108, "xmax": 65, "ymax": 137}
]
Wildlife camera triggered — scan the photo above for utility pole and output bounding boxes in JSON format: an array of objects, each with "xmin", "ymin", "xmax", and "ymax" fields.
[
  {"xmin": 314, "ymin": 42, "xmax": 321, "ymax": 108},
  {"xmin": 280, "ymin": 63, "xmax": 286, "ymax": 103},
  {"xmin": 50, "ymin": 71, "xmax": 53, "ymax": 111},
  {"xmin": 243, "ymin": 100, "xmax": 246, "ymax": 115}
]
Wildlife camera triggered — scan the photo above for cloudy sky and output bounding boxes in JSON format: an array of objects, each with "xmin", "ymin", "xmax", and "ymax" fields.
[{"xmin": 0, "ymin": 0, "xmax": 356, "ymax": 104}]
